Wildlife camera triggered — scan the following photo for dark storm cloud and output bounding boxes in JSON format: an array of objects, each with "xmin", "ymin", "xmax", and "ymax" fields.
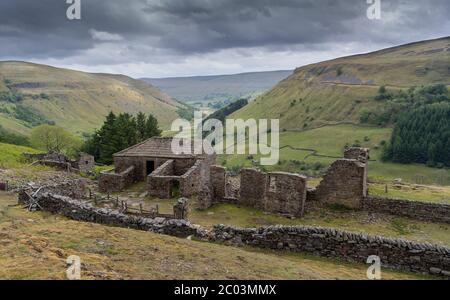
[{"xmin": 0, "ymin": 0, "xmax": 448, "ymax": 67}]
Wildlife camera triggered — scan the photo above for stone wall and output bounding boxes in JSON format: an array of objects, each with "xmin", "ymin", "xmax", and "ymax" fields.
[
  {"xmin": 239, "ymin": 168, "xmax": 267, "ymax": 209},
  {"xmin": 344, "ymin": 147, "xmax": 370, "ymax": 162},
  {"xmin": 210, "ymin": 165, "xmax": 226, "ymax": 201},
  {"xmin": 265, "ymin": 172, "xmax": 307, "ymax": 217},
  {"xmin": 18, "ymin": 179, "xmax": 88, "ymax": 203},
  {"xmin": 99, "ymin": 166, "xmax": 135, "ymax": 193},
  {"xmin": 363, "ymin": 196, "xmax": 450, "ymax": 224},
  {"xmin": 180, "ymin": 160, "xmax": 202, "ymax": 197},
  {"xmin": 73, "ymin": 153, "xmax": 95, "ymax": 173},
  {"xmin": 314, "ymin": 159, "xmax": 367, "ymax": 209},
  {"xmin": 173, "ymin": 198, "xmax": 189, "ymax": 220},
  {"xmin": 212, "ymin": 224, "xmax": 450, "ymax": 277},
  {"xmin": 29, "ymin": 193, "xmax": 205, "ymax": 238}
]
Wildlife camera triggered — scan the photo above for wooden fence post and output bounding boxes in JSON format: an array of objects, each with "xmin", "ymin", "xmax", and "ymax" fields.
[{"xmin": 139, "ymin": 203, "xmax": 143, "ymax": 214}]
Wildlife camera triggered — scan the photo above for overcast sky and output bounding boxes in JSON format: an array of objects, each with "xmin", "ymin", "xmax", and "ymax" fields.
[{"xmin": 0, "ymin": 0, "xmax": 448, "ymax": 78}]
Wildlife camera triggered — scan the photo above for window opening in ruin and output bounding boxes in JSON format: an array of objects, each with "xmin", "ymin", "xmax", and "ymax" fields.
[
  {"xmin": 171, "ymin": 181, "xmax": 180, "ymax": 198},
  {"xmin": 269, "ymin": 176, "xmax": 277, "ymax": 192},
  {"xmin": 146, "ymin": 160, "xmax": 155, "ymax": 175}
]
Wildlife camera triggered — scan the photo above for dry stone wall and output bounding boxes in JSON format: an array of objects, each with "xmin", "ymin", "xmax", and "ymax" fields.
[
  {"xmin": 19, "ymin": 179, "xmax": 88, "ymax": 200},
  {"xmin": 363, "ymin": 196, "xmax": 450, "ymax": 224},
  {"xmin": 27, "ymin": 193, "xmax": 205, "ymax": 238},
  {"xmin": 212, "ymin": 224, "xmax": 450, "ymax": 277}
]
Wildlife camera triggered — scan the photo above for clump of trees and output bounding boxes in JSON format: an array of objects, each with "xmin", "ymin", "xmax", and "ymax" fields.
[
  {"xmin": 30, "ymin": 124, "xmax": 82, "ymax": 157},
  {"xmin": 382, "ymin": 102, "xmax": 450, "ymax": 167},
  {"xmin": 360, "ymin": 84, "xmax": 449, "ymax": 126},
  {"xmin": 360, "ymin": 84, "xmax": 450, "ymax": 167},
  {"xmin": 83, "ymin": 111, "xmax": 161, "ymax": 164}
]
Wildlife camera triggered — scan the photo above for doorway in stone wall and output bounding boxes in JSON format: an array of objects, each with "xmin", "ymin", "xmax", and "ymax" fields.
[
  {"xmin": 146, "ymin": 160, "xmax": 155, "ymax": 175},
  {"xmin": 171, "ymin": 180, "xmax": 180, "ymax": 198}
]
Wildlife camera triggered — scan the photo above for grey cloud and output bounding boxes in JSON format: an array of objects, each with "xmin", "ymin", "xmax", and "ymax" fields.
[{"xmin": 0, "ymin": 0, "xmax": 448, "ymax": 70}]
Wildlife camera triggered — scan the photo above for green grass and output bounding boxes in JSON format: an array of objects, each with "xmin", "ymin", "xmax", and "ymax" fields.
[
  {"xmin": 220, "ymin": 124, "xmax": 450, "ymax": 187},
  {"xmin": 369, "ymin": 182, "xmax": 450, "ymax": 204},
  {"xmin": 0, "ymin": 61, "xmax": 182, "ymax": 135},
  {"xmin": 0, "ymin": 142, "xmax": 40, "ymax": 168},
  {"xmin": 232, "ymin": 38, "xmax": 450, "ymax": 131}
]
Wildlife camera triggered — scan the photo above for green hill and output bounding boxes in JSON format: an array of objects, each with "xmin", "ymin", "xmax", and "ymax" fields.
[
  {"xmin": 0, "ymin": 61, "xmax": 183, "ymax": 136},
  {"xmin": 232, "ymin": 37, "xmax": 450, "ymax": 130}
]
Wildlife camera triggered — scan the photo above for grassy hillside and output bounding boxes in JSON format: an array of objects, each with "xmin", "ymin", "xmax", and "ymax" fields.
[
  {"xmin": 220, "ymin": 124, "xmax": 450, "ymax": 189},
  {"xmin": 232, "ymin": 37, "xmax": 450, "ymax": 130},
  {"xmin": 0, "ymin": 61, "xmax": 183, "ymax": 136},
  {"xmin": 142, "ymin": 70, "xmax": 293, "ymax": 104},
  {"xmin": 0, "ymin": 142, "xmax": 39, "ymax": 168},
  {"xmin": 0, "ymin": 191, "xmax": 429, "ymax": 280}
]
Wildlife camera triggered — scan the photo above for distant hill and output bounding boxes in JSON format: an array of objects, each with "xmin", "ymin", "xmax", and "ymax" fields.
[
  {"xmin": 0, "ymin": 61, "xmax": 183, "ymax": 136},
  {"xmin": 141, "ymin": 70, "xmax": 293, "ymax": 104},
  {"xmin": 232, "ymin": 37, "xmax": 450, "ymax": 130}
]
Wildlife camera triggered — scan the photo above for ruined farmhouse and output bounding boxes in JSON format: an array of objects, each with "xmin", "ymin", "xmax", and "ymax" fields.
[
  {"xmin": 99, "ymin": 137, "xmax": 216, "ymax": 198},
  {"xmin": 200, "ymin": 147, "xmax": 370, "ymax": 217}
]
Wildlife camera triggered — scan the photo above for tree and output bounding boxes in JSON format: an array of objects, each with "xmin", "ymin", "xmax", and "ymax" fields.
[
  {"xmin": 145, "ymin": 114, "xmax": 162, "ymax": 139},
  {"xmin": 30, "ymin": 124, "xmax": 81, "ymax": 156},
  {"xmin": 82, "ymin": 111, "xmax": 162, "ymax": 164},
  {"xmin": 136, "ymin": 112, "xmax": 147, "ymax": 141}
]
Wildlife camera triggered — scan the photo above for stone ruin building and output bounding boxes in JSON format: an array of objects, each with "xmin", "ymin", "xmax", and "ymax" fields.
[
  {"xmin": 23, "ymin": 151, "xmax": 95, "ymax": 173},
  {"xmin": 199, "ymin": 147, "xmax": 370, "ymax": 217},
  {"xmin": 97, "ymin": 136, "xmax": 369, "ymax": 218},
  {"xmin": 99, "ymin": 137, "xmax": 216, "ymax": 198}
]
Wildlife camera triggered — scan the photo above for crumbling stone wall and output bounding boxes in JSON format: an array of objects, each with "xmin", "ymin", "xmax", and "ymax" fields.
[
  {"xmin": 314, "ymin": 159, "xmax": 367, "ymax": 209},
  {"xmin": 363, "ymin": 196, "xmax": 450, "ymax": 223},
  {"xmin": 344, "ymin": 147, "xmax": 370, "ymax": 162},
  {"xmin": 23, "ymin": 152, "xmax": 95, "ymax": 173},
  {"xmin": 27, "ymin": 193, "xmax": 205, "ymax": 238},
  {"xmin": 239, "ymin": 168, "xmax": 267, "ymax": 209},
  {"xmin": 99, "ymin": 166, "xmax": 135, "ymax": 193},
  {"xmin": 213, "ymin": 224, "xmax": 450, "ymax": 277},
  {"xmin": 265, "ymin": 172, "xmax": 307, "ymax": 217},
  {"xmin": 147, "ymin": 159, "xmax": 208, "ymax": 199},
  {"xmin": 114, "ymin": 157, "xmax": 152, "ymax": 182},
  {"xmin": 18, "ymin": 179, "xmax": 88, "ymax": 203},
  {"xmin": 180, "ymin": 160, "xmax": 202, "ymax": 197},
  {"xmin": 173, "ymin": 198, "xmax": 189, "ymax": 220},
  {"xmin": 73, "ymin": 153, "xmax": 95, "ymax": 173},
  {"xmin": 210, "ymin": 165, "xmax": 226, "ymax": 201}
]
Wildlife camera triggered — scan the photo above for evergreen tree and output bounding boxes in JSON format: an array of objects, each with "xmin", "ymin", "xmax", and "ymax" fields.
[
  {"xmin": 82, "ymin": 111, "xmax": 161, "ymax": 164},
  {"xmin": 145, "ymin": 114, "xmax": 162, "ymax": 138},
  {"xmin": 136, "ymin": 112, "xmax": 147, "ymax": 142}
]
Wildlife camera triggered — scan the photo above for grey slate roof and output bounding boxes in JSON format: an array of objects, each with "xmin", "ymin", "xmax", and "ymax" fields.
[{"xmin": 114, "ymin": 137, "xmax": 199, "ymax": 158}]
